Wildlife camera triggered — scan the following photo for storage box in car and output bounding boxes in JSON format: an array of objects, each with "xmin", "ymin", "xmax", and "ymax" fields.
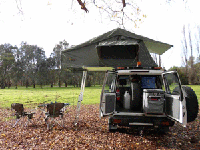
[
  {"xmin": 143, "ymin": 89, "xmax": 165, "ymax": 114},
  {"xmin": 102, "ymin": 93, "xmax": 115, "ymax": 114}
]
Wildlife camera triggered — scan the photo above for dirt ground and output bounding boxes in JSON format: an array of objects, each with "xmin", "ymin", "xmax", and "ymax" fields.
[{"xmin": 0, "ymin": 104, "xmax": 199, "ymax": 149}]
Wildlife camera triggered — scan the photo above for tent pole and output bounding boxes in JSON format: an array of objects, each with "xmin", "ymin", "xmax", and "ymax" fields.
[
  {"xmin": 74, "ymin": 70, "xmax": 87, "ymax": 126},
  {"xmin": 159, "ymin": 55, "xmax": 161, "ymax": 67}
]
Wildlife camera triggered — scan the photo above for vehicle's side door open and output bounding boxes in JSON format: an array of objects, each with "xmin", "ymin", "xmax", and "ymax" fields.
[
  {"xmin": 162, "ymin": 71, "xmax": 187, "ymax": 126},
  {"xmin": 99, "ymin": 71, "xmax": 116, "ymax": 118}
]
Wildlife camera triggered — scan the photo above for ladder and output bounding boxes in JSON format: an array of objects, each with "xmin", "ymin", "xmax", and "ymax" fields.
[{"xmin": 74, "ymin": 71, "xmax": 87, "ymax": 126}]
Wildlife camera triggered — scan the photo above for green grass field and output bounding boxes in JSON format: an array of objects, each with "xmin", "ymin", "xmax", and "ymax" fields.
[
  {"xmin": 0, "ymin": 85, "xmax": 199, "ymax": 108},
  {"xmin": 186, "ymin": 85, "xmax": 200, "ymax": 101},
  {"xmin": 0, "ymin": 86, "xmax": 102, "ymax": 108}
]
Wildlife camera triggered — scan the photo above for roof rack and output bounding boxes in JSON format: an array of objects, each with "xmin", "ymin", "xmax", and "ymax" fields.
[{"xmin": 115, "ymin": 67, "xmax": 162, "ymax": 70}]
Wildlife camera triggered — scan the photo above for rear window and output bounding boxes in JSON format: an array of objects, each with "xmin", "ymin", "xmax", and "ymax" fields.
[{"xmin": 141, "ymin": 76, "xmax": 156, "ymax": 89}]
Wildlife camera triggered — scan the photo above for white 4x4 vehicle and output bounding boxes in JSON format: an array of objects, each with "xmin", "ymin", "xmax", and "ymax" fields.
[
  {"xmin": 62, "ymin": 28, "xmax": 199, "ymax": 132},
  {"xmin": 100, "ymin": 67, "xmax": 199, "ymax": 132}
]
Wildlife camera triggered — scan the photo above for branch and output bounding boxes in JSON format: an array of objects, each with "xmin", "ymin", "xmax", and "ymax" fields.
[
  {"xmin": 122, "ymin": 0, "xmax": 126, "ymax": 7},
  {"xmin": 15, "ymin": 0, "xmax": 23, "ymax": 15},
  {"xmin": 77, "ymin": 0, "xmax": 89, "ymax": 13}
]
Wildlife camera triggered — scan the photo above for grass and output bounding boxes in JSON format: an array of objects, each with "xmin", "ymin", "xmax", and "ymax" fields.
[
  {"xmin": 168, "ymin": 84, "xmax": 200, "ymax": 103},
  {"xmin": 0, "ymin": 86, "xmax": 102, "ymax": 108},
  {"xmin": 185, "ymin": 85, "xmax": 200, "ymax": 103},
  {"xmin": 0, "ymin": 85, "xmax": 199, "ymax": 108}
]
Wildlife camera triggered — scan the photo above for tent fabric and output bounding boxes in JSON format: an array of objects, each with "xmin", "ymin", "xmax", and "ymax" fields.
[
  {"xmin": 97, "ymin": 40, "xmax": 138, "ymax": 46},
  {"xmin": 64, "ymin": 28, "xmax": 172, "ymax": 54},
  {"xmin": 62, "ymin": 28, "xmax": 172, "ymax": 68}
]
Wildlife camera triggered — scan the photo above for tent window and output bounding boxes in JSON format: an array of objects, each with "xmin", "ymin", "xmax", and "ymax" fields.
[{"xmin": 98, "ymin": 45, "xmax": 139, "ymax": 59}]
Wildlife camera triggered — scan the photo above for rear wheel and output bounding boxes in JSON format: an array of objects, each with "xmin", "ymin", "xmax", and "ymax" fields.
[{"xmin": 156, "ymin": 126, "xmax": 169, "ymax": 134}]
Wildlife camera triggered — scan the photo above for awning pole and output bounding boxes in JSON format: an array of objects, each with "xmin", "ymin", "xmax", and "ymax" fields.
[
  {"xmin": 74, "ymin": 70, "xmax": 87, "ymax": 126},
  {"xmin": 159, "ymin": 55, "xmax": 161, "ymax": 67}
]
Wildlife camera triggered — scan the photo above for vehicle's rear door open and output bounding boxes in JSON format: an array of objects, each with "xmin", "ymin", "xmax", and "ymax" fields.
[
  {"xmin": 162, "ymin": 71, "xmax": 187, "ymax": 127},
  {"xmin": 99, "ymin": 71, "xmax": 116, "ymax": 118}
]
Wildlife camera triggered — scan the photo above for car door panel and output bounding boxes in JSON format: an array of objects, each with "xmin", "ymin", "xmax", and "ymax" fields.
[{"xmin": 162, "ymin": 71, "xmax": 187, "ymax": 126}]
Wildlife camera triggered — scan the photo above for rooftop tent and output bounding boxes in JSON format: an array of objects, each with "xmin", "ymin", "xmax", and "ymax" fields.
[
  {"xmin": 64, "ymin": 28, "xmax": 173, "ymax": 125},
  {"xmin": 62, "ymin": 28, "xmax": 173, "ymax": 69}
]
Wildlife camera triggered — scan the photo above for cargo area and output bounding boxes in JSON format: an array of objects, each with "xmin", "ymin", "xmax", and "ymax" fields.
[{"xmin": 103, "ymin": 73, "xmax": 165, "ymax": 115}]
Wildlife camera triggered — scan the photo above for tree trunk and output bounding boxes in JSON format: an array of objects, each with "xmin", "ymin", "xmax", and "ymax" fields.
[
  {"xmin": 26, "ymin": 79, "xmax": 29, "ymax": 88},
  {"xmin": 73, "ymin": 80, "xmax": 76, "ymax": 87},
  {"xmin": 33, "ymin": 83, "xmax": 35, "ymax": 88},
  {"xmin": 8, "ymin": 82, "xmax": 10, "ymax": 89},
  {"xmin": 1, "ymin": 79, "xmax": 5, "ymax": 89},
  {"xmin": 86, "ymin": 75, "xmax": 91, "ymax": 87},
  {"xmin": 58, "ymin": 79, "xmax": 61, "ymax": 87},
  {"xmin": 189, "ymin": 32, "xmax": 195, "ymax": 85},
  {"xmin": 40, "ymin": 83, "xmax": 43, "ymax": 88},
  {"xmin": 65, "ymin": 81, "xmax": 67, "ymax": 87}
]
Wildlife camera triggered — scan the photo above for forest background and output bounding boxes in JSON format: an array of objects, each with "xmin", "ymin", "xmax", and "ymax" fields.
[
  {"xmin": 0, "ymin": 36, "xmax": 199, "ymax": 90},
  {"xmin": 1, "ymin": 0, "xmax": 200, "ymax": 89}
]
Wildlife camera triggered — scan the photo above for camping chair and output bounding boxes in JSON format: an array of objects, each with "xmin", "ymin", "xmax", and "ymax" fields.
[
  {"xmin": 11, "ymin": 103, "xmax": 35, "ymax": 127},
  {"xmin": 45, "ymin": 102, "xmax": 70, "ymax": 130},
  {"xmin": 37, "ymin": 103, "xmax": 49, "ymax": 125}
]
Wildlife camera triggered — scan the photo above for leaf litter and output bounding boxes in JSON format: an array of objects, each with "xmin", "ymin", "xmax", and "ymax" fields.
[{"xmin": 0, "ymin": 104, "xmax": 199, "ymax": 149}]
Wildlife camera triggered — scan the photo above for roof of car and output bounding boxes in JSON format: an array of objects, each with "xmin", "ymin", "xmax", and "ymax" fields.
[{"xmin": 116, "ymin": 69, "xmax": 164, "ymax": 75}]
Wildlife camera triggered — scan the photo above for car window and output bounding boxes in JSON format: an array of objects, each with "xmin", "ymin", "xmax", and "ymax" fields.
[
  {"xmin": 163, "ymin": 73, "xmax": 181, "ymax": 95},
  {"xmin": 104, "ymin": 72, "xmax": 116, "ymax": 92}
]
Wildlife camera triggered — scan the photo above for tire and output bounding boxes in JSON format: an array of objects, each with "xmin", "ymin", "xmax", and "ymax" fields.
[
  {"xmin": 181, "ymin": 86, "xmax": 199, "ymax": 122},
  {"xmin": 156, "ymin": 126, "xmax": 169, "ymax": 134}
]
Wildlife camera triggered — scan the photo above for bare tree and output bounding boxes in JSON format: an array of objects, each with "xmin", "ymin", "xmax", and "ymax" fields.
[
  {"xmin": 188, "ymin": 28, "xmax": 196, "ymax": 84},
  {"xmin": 151, "ymin": 53, "xmax": 162, "ymax": 67},
  {"xmin": 15, "ymin": 0, "xmax": 23, "ymax": 15},
  {"xmin": 181, "ymin": 24, "xmax": 200, "ymax": 84},
  {"xmin": 182, "ymin": 25, "xmax": 189, "ymax": 77},
  {"xmin": 196, "ymin": 25, "xmax": 200, "ymax": 56},
  {"xmin": 77, "ymin": 0, "xmax": 89, "ymax": 13},
  {"xmin": 68, "ymin": 0, "xmax": 146, "ymax": 27},
  {"xmin": 77, "ymin": 0, "xmax": 126, "ymax": 13},
  {"xmin": 151, "ymin": 53, "xmax": 158, "ymax": 65}
]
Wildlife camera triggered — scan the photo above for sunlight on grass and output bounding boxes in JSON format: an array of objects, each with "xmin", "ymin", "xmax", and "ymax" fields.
[
  {"xmin": 186, "ymin": 85, "xmax": 200, "ymax": 104},
  {"xmin": 0, "ymin": 85, "xmax": 199, "ymax": 108},
  {"xmin": 0, "ymin": 86, "xmax": 102, "ymax": 108}
]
